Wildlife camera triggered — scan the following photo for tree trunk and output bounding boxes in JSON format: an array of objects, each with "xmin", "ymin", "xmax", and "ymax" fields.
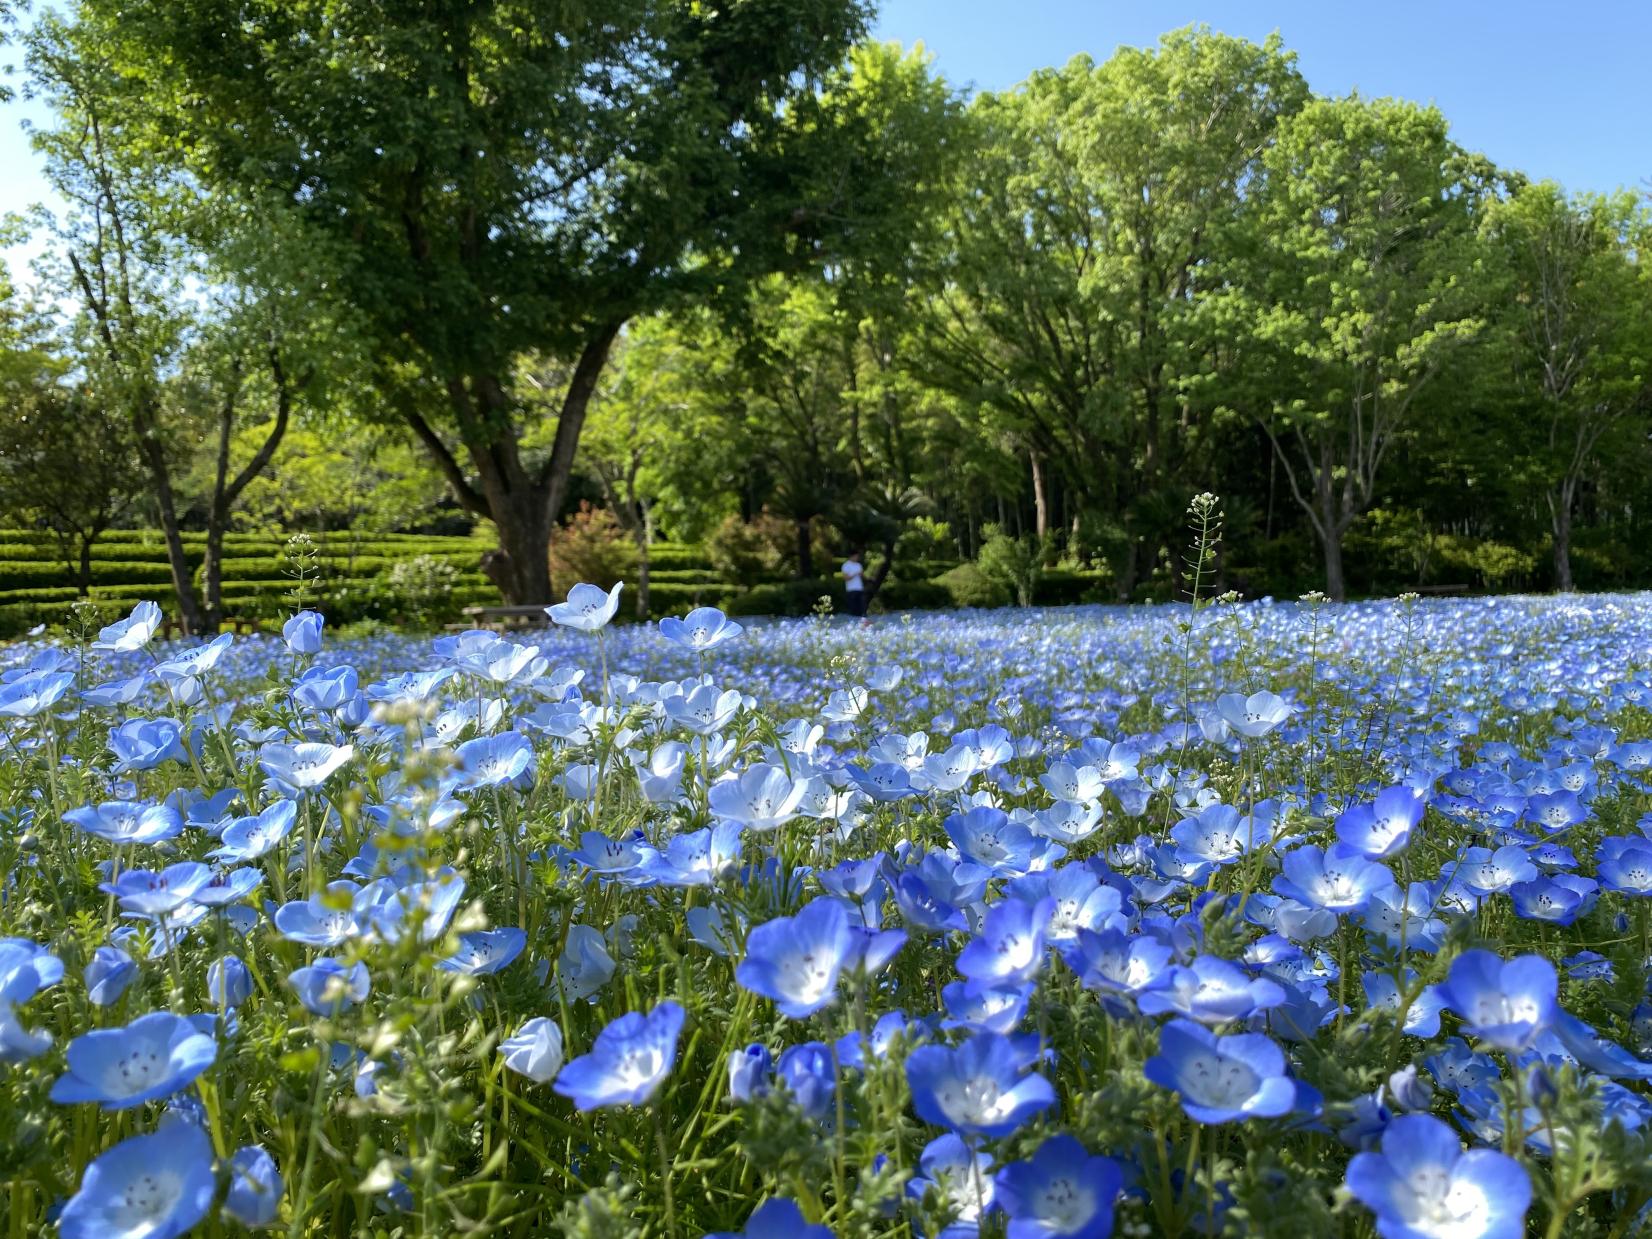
[
  {"xmin": 1029, "ymin": 449, "xmax": 1048, "ymax": 540},
  {"xmin": 1320, "ymin": 527, "xmax": 1347, "ymax": 603},
  {"xmin": 136, "ymin": 435, "xmax": 206, "ymax": 636},
  {"xmin": 795, "ymin": 516, "xmax": 814, "ymax": 579},
  {"xmin": 77, "ymin": 538, "xmax": 94, "ymax": 597},
  {"xmin": 635, "ymin": 504, "xmax": 653, "ymax": 620},
  {"xmin": 1551, "ymin": 485, "xmax": 1575, "ymax": 593}
]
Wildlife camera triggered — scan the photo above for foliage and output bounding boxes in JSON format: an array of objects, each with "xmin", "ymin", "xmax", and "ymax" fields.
[
  {"xmin": 975, "ymin": 525, "xmax": 1044, "ymax": 606},
  {"xmin": 385, "ymin": 554, "xmax": 462, "ymax": 630},
  {"xmin": 548, "ymin": 504, "xmax": 638, "ymax": 597},
  {"xmin": 934, "ymin": 562, "xmax": 1011, "ymax": 609},
  {"xmin": 706, "ymin": 513, "xmax": 792, "ymax": 589}
]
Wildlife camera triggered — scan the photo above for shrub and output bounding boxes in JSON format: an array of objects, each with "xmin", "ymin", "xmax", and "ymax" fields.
[
  {"xmin": 706, "ymin": 512, "xmax": 789, "ymax": 588},
  {"xmin": 386, "ymin": 554, "xmax": 463, "ymax": 628},
  {"xmin": 722, "ymin": 577, "xmax": 842, "ymax": 618},
  {"xmin": 874, "ymin": 578, "xmax": 951, "ymax": 611},
  {"xmin": 935, "ymin": 563, "xmax": 1010, "ymax": 609},
  {"xmin": 1032, "ymin": 570, "xmax": 1110, "ymax": 606},
  {"xmin": 548, "ymin": 503, "xmax": 637, "ymax": 595},
  {"xmin": 975, "ymin": 525, "xmax": 1043, "ymax": 606}
]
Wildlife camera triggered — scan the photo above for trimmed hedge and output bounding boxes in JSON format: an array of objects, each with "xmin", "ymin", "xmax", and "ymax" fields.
[{"xmin": 1031, "ymin": 570, "xmax": 1111, "ymax": 606}]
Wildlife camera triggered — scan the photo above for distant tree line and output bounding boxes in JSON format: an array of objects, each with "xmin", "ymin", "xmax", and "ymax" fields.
[{"xmin": 1, "ymin": 12, "xmax": 1647, "ymax": 623}]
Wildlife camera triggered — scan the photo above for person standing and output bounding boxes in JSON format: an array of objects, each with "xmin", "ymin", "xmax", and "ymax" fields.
[{"xmin": 841, "ymin": 548, "xmax": 868, "ymax": 622}]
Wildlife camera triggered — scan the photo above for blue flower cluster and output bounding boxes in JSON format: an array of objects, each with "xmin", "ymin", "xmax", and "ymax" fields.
[{"xmin": 3, "ymin": 589, "xmax": 1652, "ymax": 1235}]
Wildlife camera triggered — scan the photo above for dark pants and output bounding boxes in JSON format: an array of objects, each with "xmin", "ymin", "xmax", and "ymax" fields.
[{"xmin": 845, "ymin": 589, "xmax": 867, "ymax": 618}]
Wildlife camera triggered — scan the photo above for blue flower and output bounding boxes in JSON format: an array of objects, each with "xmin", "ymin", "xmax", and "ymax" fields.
[
  {"xmin": 907, "ymin": 1133, "xmax": 995, "ymax": 1239},
  {"xmin": 1345, "ymin": 1113, "xmax": 1530, "ymax": 1239},
  {"xmin": 554, "ymin": 1000, "xmax": 686, "ymax": 1110},
  {"xmin": 210, "ymin": 799, "xmax": 298, "ymax": 862},
  {"xmin": 93, "ymin": 600, "xmax": 164, "ymax": 653},
  {"xmin": 207, "ymin": 955, "xmax": 252, "ymax": 1008},
  {"xmin": 1335, "ymin": 785, "xmax": 1426, "ymax": 859},
  {"xmin": 258, "ymin": 742, "xmax": 354, "ymax": 792},
  {"xmin": 65, "ymin": 802, "xmax": 184, "ymax": 846},
  {"xmin": 500, "ymin": 1017, "xmax": 565, "ymax": 1084},
  {"xmin": 1137, "ymin": 955, "xmax": 1286, "ymax": 1025},
  {"xmin": 0, "ymin": 669, "xmax": 76, "ymax": 718},
  {"xmin": 440, "ymin": 928, "xmax": 527, "ymax": 975},
  {"xmin": 84, "ymin": 946, "xmax": 138, "ymax": 1007},
  {"xmin": 727, "ymin": 1043, "xmax": 774, "ymax": 1102},
  {"xmin": 546, "ymin": 581, "xmax": 623, "ymax": 632},
  {"xmin": 58, "ymin": 1121, "xmax": 216, "ymax": 1239},
  {"xmin": 709, "ymin": 763, "xmax": 811, "ymax": 831},
  {"xmin": 282, "ymin": 609, "xmax": 325, "ymax": 654},
  {"xmin": 105, "ymin": 863, "xmax": 214, "ymax": 917},
  {"xmin": 222, "ymin": 1144, "xmax": 284, "ymax": 1228},
  {"xmin": 1436, "ymin": 949, "xmax": 1556, "ymax": 1051},
  {"xmin": 707, "ymin": 1199, "xmax": 833, "ymax": 1239},
  {"xmin": 288, "ymin": 958, "xmax": 372, "ymax": 1016},
  {"xmin": 555, "ymin": 923, "xmax": 617, "ymax": 1002},
  {"xmin": 942, "ymin": 978, "xmax": 1033, "ymax": 1035},
  {"xmin": 51, "ymin": 1012, "xmax": 217, "ymax": 1110},
  {"xmin": 1273, "ymin": 843, "xmax": 1397, "ymax": 915},
  {"xmin": 994, "ymin": 1134, "xmax": 1123, "ymax": 1239},
  {"xmin": 274, "ymin": 880, "xmax": 366, "ymax": 947},
  {"xmin": 776, "ymin": 1041, "xmax": 835, "ymax": 1120},
  {"xmin": 1144, "ymin": 1018, "xmax": 1295, "ymax": 1124},
  {"xmin": 293, "ymin": 662, "xmax": 358, "ymax": 712},
  {"xmin": 904, "ymin": 1031, "xmax": 1056, "ymax": 1139},
  {"xmin": 736, "ymin": 898, "xmax": 857, "ymax": 1018},
  {"xmin": 944, "ymin": 806, "xmax": 1036, "ymax": 874},
  {"xmin": 659, "ymin": 606, "xmax": 743, "ymax": 651},
  {"xmin": 956, "ymin": 898, "xmax": 1054, "ymax": 986},
  {"xmin": 1215, "ymin": 690, "xmax": 1291, "ymax": 738},
  {"xmin": 1, "ymin": 939, "xmax": 62, "ymax": 1063},
  {"xmin": 107, "ymin": 718, "xmax": 188, "ymax": 772},
  {"xmin": 454, "ymin": 732, "xmax": 535, "ymax": 790}
]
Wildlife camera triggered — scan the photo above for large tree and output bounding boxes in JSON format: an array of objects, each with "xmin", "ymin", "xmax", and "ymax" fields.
[
  {"xmin": 82, "ymin": 0, "xmax": 903, "ymax": 603},
  {"xmin": 1208, "ymin": 95, "xmax": 1487, "ymax": 600},
  {"xmin": 1480, "ymin": 183, "xmax": 1652, "ymax": 591}
]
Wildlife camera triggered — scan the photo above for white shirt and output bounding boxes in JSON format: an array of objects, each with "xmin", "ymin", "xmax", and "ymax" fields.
[{"xmin": 841, "ymin": 560, "xmax": 864, "ymax": 591}]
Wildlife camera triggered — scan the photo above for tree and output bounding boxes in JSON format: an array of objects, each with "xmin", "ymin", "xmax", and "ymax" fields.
[
  {"xmin": 1209, "ymin": 96, "xmax": 1486, "ymax": 600},
  {"xmin": 914, "ymin": 29, "xmax": 1307, "ymax": 592},
  {"xmin": 1480, "ymin": 183, "xmax": 1652, "ymax": 590},
  {"xmin": 26, "ymin": 14, "xmax": 329, "ymax": 633},
  {"xmin": 82, "ymin": 0, "xmax": 913, "ymax": 604}
]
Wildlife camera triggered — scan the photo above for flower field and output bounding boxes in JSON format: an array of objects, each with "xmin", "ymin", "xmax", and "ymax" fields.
[{"xmin": 5, "ymin": 589, "xmax": 1652, "ymax": 1237}]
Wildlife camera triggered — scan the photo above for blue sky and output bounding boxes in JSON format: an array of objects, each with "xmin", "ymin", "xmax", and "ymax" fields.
[{"xmin": 4, "ymin": 2, "xmax": 1649, "ymax": 279}]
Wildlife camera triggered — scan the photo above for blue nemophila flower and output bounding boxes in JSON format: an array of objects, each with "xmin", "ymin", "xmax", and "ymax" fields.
[
  {"xmin": 1362, "ymin": 971, "xmax": 1447, "ymax": 1038},
  {"xmin": 107, "ymin": 718, "xmax": 188, "ymax": 772},
  {"xmin": 1, "ymin": 939, "xmax": 62, "ymax": 1063},
  {"xmin": 1144, "ymin": 1018, "xmax": 1295, "ymax": 1124},
  {"xmin": 707, "ymin": 1198, "xmax": 832, "ymax": 1239},
  {"xmin": 957, "ymin": 897, "xmax": 1054, "ymax": 985},
  {"xmin": 945, "ymin": 805, "xmax": 1038, "ymax": 874},
  {"xmin": 65, "ymin": 801, "xmax": 184, "ymax": 846},
  {"xmin": 93, "ymin": 600, "xmax": 164, "ymax": 653},
  {"xmin": 84, "ymin": 946, "xmax": 138, "ymax": 1007},
  {"xmin": 274, "ymin": 880, "xmax": 366, "ymax": 947},
  {"xmin": 663, "ymin": 684, "xmax": 744, "ymax": 735},
  {"xmin": 0, "ymin": 668, "xmax": 75, "ymax": 718},
  {"xmin": 942, "ymin": 978, "xmax": 1033, "ymax": 1034},
  {"xmin": 777, "ymin": 1041, "xmax": 835, "ymax": 1120},
  {"xmin": 51, "ymin": 1012, "xmax": 217, "ymax": 1109},
  {"xmin": 282, "ymin": 609, "xmax": 325, "ymax": 654},
  {"xmin": 259, "ymin": 742, "xmax": 354, "ymax": 792},
  {"xmin": 1215, "ymin": 690, "xmax": 1290, "ymax": 738},
  {"xmin": 58, "ymin": 1120, "xmax": 216, "ymax": 1239},
  {"xmin": 907, "ymin": 1133, "xmax": 996, "ymax": 1239},
  {"xmin": 659, "ymin": 606, "xmax": 744, "ymax": 651},
  {"xmin": 106, "ymin": 863, "xmax": 213, "ymax": 917},
  {"xmin": 709, "ymin": 763, "xmax": 813, "ymax": 832},
  {"xmin": 154, "ymin": 632, "xmax": 234, "ymax": 682},
  {"xmin": 211, "ymin": 799, "xmax": 297, "ymax": 862},
  {"xmin": 500, "ymin": 1017, "xmax": 565, "ymax": 1084},
  {"xmin": 547, "ymin": 580, "xmax": 624, "ymax": 631},
  {"xmin": 454, "ymin": 732, "xmax": 535, "ymax": 790},
  {"xmin": 1436, "ymin": 950, "xmax": 1556, "ymax": 1051},
  {"xmin": 727, "ymin": 1043, "xmax": 774, "ymax": 1102},
  {"xmin": 1345, "ymin": 1113, "xmax": 1530, "ymax": 1239},
  {"xmin": 1138, "ymin": 955, "xmax": 1287, "ymax": 1025},
  {"xmin": 737, "ymin": 898, "xmax": 857, "ymax": 1018},
  {"xmin": 556, "ymin": 923, "xmax": 617, "ymax": 1002},
  {"xmin": 288, "ymin": 958, "xmax": 372, "ymax": 1016},
  {"xmin": 905, "ymin": 1031, "xmax": 1056, "ymax": 1139},
  {"xmin": 292, "ymin": 663, "xmax": 357, "ymax": 711},
  {"xmin": 207, "ymin": 955, "xmax": 252, "ymax": 1008},
  {"xmin": 994, "ymin": 1134, "xmax": 1123, "ymax": 1239},
  {"xmin": 193, "ymin": 867, "xmax": 265, "ymax": 909},
  {"xmin": 1597, "ymin": 836, "xmax": 1652, "ymax": 895},
  {"xmin": 222, "ymin": 1144, "xmax": 284, "ymax": 1228},
  {"xmin": 1273, "ymin": 843, "xmax": 1397, "ymax": 915},
  {"xmin": 554, "ymin": 1000, "xmax": 686, "ymax": 1110},
  {"xmin": 1336, "ymin": 786, "xmax": 1426, "ymax": 859},
  {"xmin": 440, "ymin": 928, "xmax": 527, "ymax": 975},
  {"xmin": 1509, "ymin": 874, "xmax": 1598, "ymax": 925}
]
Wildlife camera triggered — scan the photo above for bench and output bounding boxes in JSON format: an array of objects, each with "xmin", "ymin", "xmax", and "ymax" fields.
[
  {"xmin": 461, "ymin": 604, "xmax": 553, "ymax": 632},
  {"xmin": 1411, "ymin": 583, "xmax": 1470, "ymax": 596}
]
